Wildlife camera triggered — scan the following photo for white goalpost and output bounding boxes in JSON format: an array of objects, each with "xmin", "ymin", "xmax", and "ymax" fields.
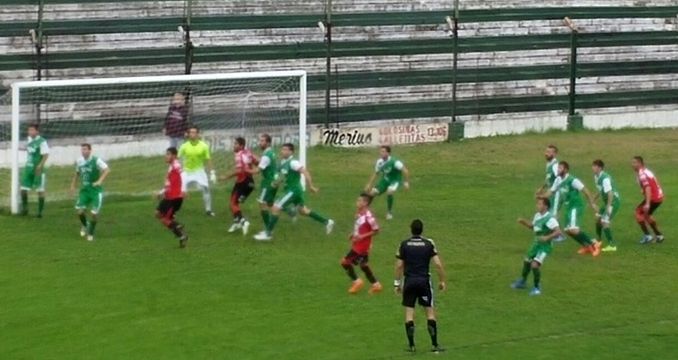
[{"xmin": 4, "ymin": 70, "xmax": 308, "ymax": 214}]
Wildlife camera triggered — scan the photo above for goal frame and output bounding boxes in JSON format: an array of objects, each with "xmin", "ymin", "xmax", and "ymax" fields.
[{"xmin": 10, "ymin": 70, "xmax": 308, "ymax": 214}]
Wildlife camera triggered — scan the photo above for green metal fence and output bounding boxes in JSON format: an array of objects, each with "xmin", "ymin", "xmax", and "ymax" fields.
[{"xmin": 0, "ymin": 1, "xmax": 677, "ymax": 138}]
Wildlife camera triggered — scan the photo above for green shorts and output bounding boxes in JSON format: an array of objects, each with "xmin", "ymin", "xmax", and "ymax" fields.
[
  {"xmin": 598, "ymin": 200, "xmax": 620, "ymax": 224},
  {"xmin": 20, "ymin": 168, "xmax": 46, "ymax": 192},
  {"xmin": 76, "ymin": 187, "xmax": 103, "ymax": 214},
  {"xmin": 374, "ymin": 179, "xmax": 400, "ymax": 195},
  {"xmin": 526, "ymin": 241, "xmax": 552, "ymax": 264},
  {"xmin": 274, "ymin": 189, "xmax": 304, "ymax": 210},
  {"xmin": 562, "ymin": 205, "xmax": 585, "ymax": 230},
  {"xmin": 257, "ymin": 185, "xmax": 278, "ymax": 206}
]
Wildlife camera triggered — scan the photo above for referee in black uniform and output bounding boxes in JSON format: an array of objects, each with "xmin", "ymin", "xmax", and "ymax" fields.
[{"xmin": 394, "ymin": 219, "xmax": 446, "ymax": 353}]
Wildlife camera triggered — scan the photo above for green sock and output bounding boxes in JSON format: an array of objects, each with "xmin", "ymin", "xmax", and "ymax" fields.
[
  {"xmin": 267, "ymin": 215, "xmax": 279, "ymax": 234},
  {"xmin": 533, "ymin": 267, "xmax": 541, "ymax": 288},
  {"xmin": 308, "ymin": 210, "xmax": 328, "ymax": 224},
  {"xmin": 576, "ymin": 232, "xmax": 594, "ymax": 245},
  {"xmin": 79, "ymin": 214, "xmax": 88, "ymax": 227},
  {"xmin": 88, "ymin": 219, "xmax": 97, "ymax": 236},
  {"xmin": 603, "ymin": 228, "xmax": 614, "ymax": 245},
  {"xmin": 37, "ymin": 196, "xmax": 45, "ymax": 216},
  {"xmin": 521, "ymin": 261, "xmax": 531, "ymax": 280},
  {"xmin": 260, "ymin": 210, "xmax": 270, "ymax": 227},
  {"xmin": 595, "ymin": 223, "xmax": 602, "ymax": 239},
  {"xmin": 21, "ymin": 192, "xmax": 28, "ymax": 213},
  {"xmin": 387, "ymin": 195, "xmax": 394, "ymax": 213}
]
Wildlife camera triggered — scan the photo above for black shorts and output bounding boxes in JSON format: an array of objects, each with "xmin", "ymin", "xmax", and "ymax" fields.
[
  {"xmin": 157, "ymin": 198, "xmax": 183, "ymax": 218},
  {"xmin": 343, "ymin": 250, "xmax": 369, "ymax": 266},
  {"xmin": 637, "ymin": 200, "xmax": 662, "ymax": 215},
  {"xmin": 402, "ymin": 277, "xmax": 433, "ymax": 308},
  {"xmin": 232, "ymin": 177, "xmax": 255, "ymax": 202}
]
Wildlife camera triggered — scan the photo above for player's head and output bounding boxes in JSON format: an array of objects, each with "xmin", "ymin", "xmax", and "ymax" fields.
[
  {"xmin": 557, "ymin": 161, "xmax": 569, "ymax": 177},
  {"xmin": 172, "ymin": 92, "xmax": 185, "ymax": 106},
  {"xmin": 166, "ymin": 147, "xmax": 178, "ymax": 163},
  {"xmin": 281, "ymin": 143, "xmax": 295, "ymax": 158},
  {"xmin": 410, "ymin": 219, "xmax": 424, "ymax": 236},
  {"xmin": 80, "ymin": 143, "xmax": 92, "ymax": 158},
  {"xmin": 632, "ymin": 156, "xmax": 644, "ymax": 171},
  {"xmin": 379, "ymin": 145, "xmax": 391, "ymax": 160},
  {"xmin": 27, "ymin": 124, "xmax": 39, "ymax": 138},
  {"xmin": 592, "ymin": 159, "xmax": 605, "ymax": 174},
  {"xmin": 233, "ymin": 137, "xmax": 246, "ymax": 152},
  {"xmin": 357, "ymin": 192, "xmax": 373, "ymax": 209},
  {"xmin": 536, "ymin": 196, "xmax": 551, "ymax": 213},
  {"xmin": 259, "ymin": 134, "xmax": 271, "ymax": 150},
  {"xmin": 187, "ymin": 126, "xmax": 200, "ymax": 141},
  {"xmin": 545, "ymin": 144, "xmax": 558, "ymax": 161}
]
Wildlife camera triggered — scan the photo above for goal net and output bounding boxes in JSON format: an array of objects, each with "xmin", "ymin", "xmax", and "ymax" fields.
[{"xmin": 1, "ymin": 71, "xmax": 308, "ymax": 214}]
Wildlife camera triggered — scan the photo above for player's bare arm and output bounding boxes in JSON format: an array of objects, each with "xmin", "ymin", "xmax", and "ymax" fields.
[
  {"xmin": 643, "ymin": 185, "xmax": 652, "ymax": 212},
  {"xmin": 394, "ymin": 259, "xmax": 404, "ymax": 294},
  {"xmin": 69, "ymin": 171, "xmax": 79, "ymax": 195},
  {"xmin": 517, "ymin": 218, "xmax": 533, "ymax": 229},
  {"xmin": 402, "ymin": 166, "xmax": 411, "ymax": 190},
  {"xmin": 432, "ymin": 255, "xmax": 446, "ymax": 291},
  {"xmin": 301, "ymin": 167, "xmax": 319, "ymax": 193},
  {"xmin": 581, "ymin": 187, "xmax": 597, "ymax": 211},
  {"xmin": 364, "ymin": 172, "xmax": 377, "ymax": 192},
  {"xmin": 605, "ymin": 191, "xmax": 614, "ymax": 216},
  {"xmin": 35, "ymin": 153, "xmax": 49, "ymax": 177},
  {"xmin": 93, "ymin": 167, "xmax": 111, "ymax": 187},
  {"xmin": 540, "ymin": 226, "xmax": 562, "ymax": 242}
]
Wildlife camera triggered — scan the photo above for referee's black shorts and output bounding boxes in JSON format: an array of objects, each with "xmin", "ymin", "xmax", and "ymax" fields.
[
  {"xmin": 157, "ymin": 198, "xmax": 183, "ymax": 218},
  {"xmin": 402, "ymin": 277, "xmax": 433, "ymax": 308},
  {"xmin": 232, "ymin": 176, "xmax": 255, "ymax": 202}
]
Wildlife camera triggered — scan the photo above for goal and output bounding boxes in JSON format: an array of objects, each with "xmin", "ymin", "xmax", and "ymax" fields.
[{"xmin": 3, "ymin": 71, "xmax": 308, "ymax": 214}]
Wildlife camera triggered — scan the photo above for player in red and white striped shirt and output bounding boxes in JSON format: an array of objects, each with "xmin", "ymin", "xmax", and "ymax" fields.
[
  {"xmin": 632, "ymin": 156, "xmax": 664, "ymax": 244},
  {"xmin": 223, "ymin": 137, "xmax": 257, "ymax": 235},
  {"xmin": 156, "ymin": 147, "xmax": 188, "ymax": 248},
  {"xmin": 341, "ymin": 193, "xmax": 383, "ymax": 295}
]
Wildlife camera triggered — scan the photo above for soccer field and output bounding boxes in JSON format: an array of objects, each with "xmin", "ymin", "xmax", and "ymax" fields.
[{"xmin": 1, "ymin": 129, "xmax": 677, "ymax": 359}]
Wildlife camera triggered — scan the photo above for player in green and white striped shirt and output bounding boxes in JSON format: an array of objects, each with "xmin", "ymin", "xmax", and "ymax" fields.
[
  {"xmin": 20, "ymin": 124, "xmax": 50, "ymax": 217},
  {"xmin": 254, "ymin": 143, "xmax": 334, "ymax": 241},
  {"xmin": 364, "ymin": 145, "xmax": 410, "ymax": 220},
  {"xmin": 251, "ymin": 134, "xmax": 278, "ymax": 233},
  {"xmin": 542, "ymin": 161, "xmax": 601, "ymax": 257},
  {"xmin": 70, "ymin": 144, "xmax": 110, "ymax": 242},
  {"xmin": 592, "ymin": 159, "xmax": 621, "ymax": 252}
]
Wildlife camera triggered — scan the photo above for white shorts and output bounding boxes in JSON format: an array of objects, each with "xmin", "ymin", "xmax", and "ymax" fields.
[{"xmin": 182, "ymin": 170, "xmax": 209, "ymax": 189}]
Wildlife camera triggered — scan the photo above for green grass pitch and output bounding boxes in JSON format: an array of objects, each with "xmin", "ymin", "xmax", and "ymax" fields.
[{"xmin": 1, "ymin": 129, "xmax": 677, "ymax": 359}]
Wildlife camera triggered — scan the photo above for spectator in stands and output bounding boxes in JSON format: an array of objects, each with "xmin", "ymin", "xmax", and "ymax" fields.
[{"xmin": 163, "ymin": 92, "xmax": 189, "ymax": 148}]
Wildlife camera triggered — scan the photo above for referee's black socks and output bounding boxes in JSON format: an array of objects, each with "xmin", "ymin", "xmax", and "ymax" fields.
[
  {"xmin": 405, "ymin": 321, "xmax": 415, "ymax": 347},
  {"xmin": 427, "ymin": 319, "xmax": 438, "ymax": 347}
]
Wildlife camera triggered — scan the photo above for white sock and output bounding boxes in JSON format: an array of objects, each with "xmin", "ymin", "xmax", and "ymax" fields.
[{"xmin": 202, "ymin": 186, "xmax": 212, "ymax": 212}]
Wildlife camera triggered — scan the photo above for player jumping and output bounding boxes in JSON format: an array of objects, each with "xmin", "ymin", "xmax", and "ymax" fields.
[
  {"xmin": 254, "ymin": 143, "xmax": 334, "ymax": 241},
  {"xmin": 632, "ymin": 156, "xmax": 665, "ymax": 244},
  {"xmin": 511, "ymin": 197, "xmax": 562, "ymax": 296},
  {"xmin": 592, "ymin": 160, "xmax": 621, "ymax": 252},
  {"xmin": 178, "ymin": 126, "xmax": 217, "ymax": 216},
  {"xmin": 20, "ymin": 124, "xmax": 49, "ymax": 217},
  {"xmin": 70, "ymin": 144, "xmax": 110, "ymax": 242},
  {"xmin": 542, "ymin": 161, "xmax": 601, "ymax": 256},
  {"xmin": 156, "ymin": 147, "xmax": 188, "ymax": 248},
  {"xmin": 223, "ymin": 137, "xmax": 255, "ymax": 235},
  {"xmin": 341, "ymin": 193, "xmax": 382, "ymax": 295},
  {"xmin": 365, "ymin": 145, "xmax": 410, "ymax": 220}
]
